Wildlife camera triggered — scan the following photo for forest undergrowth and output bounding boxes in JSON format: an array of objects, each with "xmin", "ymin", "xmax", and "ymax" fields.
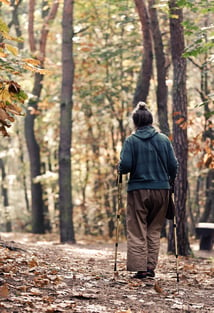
[{"xmin": 0, "ymin": 232, "xmax": 213, "ymax": 313}]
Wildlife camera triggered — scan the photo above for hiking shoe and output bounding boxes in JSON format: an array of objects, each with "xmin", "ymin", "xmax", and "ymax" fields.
[
  {"xmin": 147, "ymin": 269, "xmax": 155, "ymax": 278},
  {"xmin": 133, "ymin": 271, "xmax": 147, "ymax": 279}
]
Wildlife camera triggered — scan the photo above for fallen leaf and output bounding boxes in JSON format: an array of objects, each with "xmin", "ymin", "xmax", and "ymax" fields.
[
  {"xmin": 0, "ymin": 283, "xmax": 9, "ymax": 298},
  {"xmin": 28, "ymin": 257, "xmax": 38, "ymax": 268},
  {"xmin": 154, "ymin": 281, "xmax": 164, "ymax": 294}
]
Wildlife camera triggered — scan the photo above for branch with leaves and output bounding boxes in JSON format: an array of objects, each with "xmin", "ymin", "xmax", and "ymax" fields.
[
  {"xmin": 0, "ymin": 80, "xmax": 27, "ymax": 136},
  {"xmin": 0, "ymin": 0, "xmax": 55, "ymax": 136}
]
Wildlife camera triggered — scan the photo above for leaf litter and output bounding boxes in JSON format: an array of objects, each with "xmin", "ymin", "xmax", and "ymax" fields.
[{"xmin": 0, "ymin": 233, "xmax": 213, "ymax": 313}]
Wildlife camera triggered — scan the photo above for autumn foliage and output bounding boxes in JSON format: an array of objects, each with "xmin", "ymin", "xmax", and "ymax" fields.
[
  {"xmin": 0, "ymin": 80, "xmax": 27, "ymax": 136},
  {"xmin": 0, "ymin": 11, "xmax": 49, "ymax": 137}
]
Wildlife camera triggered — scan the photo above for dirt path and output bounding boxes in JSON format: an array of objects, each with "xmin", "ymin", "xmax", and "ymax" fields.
[{"xmin": 0, "ymin": 233, "xmax": 213, "ymax": 312}]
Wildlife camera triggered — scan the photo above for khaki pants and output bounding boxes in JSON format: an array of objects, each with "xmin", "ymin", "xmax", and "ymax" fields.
[{"xmin": 126, "ymin": 189, "xmax": 169, "ymax": 272}]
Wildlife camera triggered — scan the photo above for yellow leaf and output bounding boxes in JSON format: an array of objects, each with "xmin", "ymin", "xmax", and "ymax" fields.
[
  {"xmin": 5, "ymin": 43, "xmax": 18, "ymax": 56},
  {"xmin": 38, "ymin": 68, "xmax": 52, "ymax": 75},
  {"xmin": 0, "ymin": 31, "xmax": 23, "ymax": 43},
  {"xmin": 0, "ymin": 88, "xmax": 11, "ymax": 103},
  {"xmin": 0, "ymin": 51, "xmax": 7, "ymax": 58},
  {"xmin": 0, "ymin": 17, "xmax": 9, "ymax": 33},
  {"xmin": 22, "ymin": 63, "xmax": 51, "ymax": 75},
  {"xmin": 171, "ymin": 14, "xmax": 179, "ymax": 19},
  {"xmin": 22, "ymin": 58, "xmax": 41, "ymax": 66},
  {"xmin": 22, "ymin": 63, "xmax": 37, "ymax": 73}
]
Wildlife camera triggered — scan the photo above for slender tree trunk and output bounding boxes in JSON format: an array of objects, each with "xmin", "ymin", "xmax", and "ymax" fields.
[
  {"xmin": 59, "ymin": 0, "xmax": 75, "ymax": 243},
  {"xmin": 25, "ymin": 0, "xmax": 44, "ymax": 233},
  {"xmin": 8, "ymin": 0, "xmax": 24, "ymax": 50},
  {"xmin": 25, "ymin": 74, "xmax": 45, "ymax": 233},
  {"xmin": 168, "ymin": 0, "xmax": 190, "ymax": 256},
  {"xmin": 200, "ymin": 169, "xmax": 214, "ymax": 222},
  {"xmin": 16, "ymin": 124, "xmax": 30, "ymax": 212},
  {"xmin": 0, "ymin": 159, "xmax": 11, "ymax": 232},
  {"xmin": 198, "ymin": 25, "xmax": 214, "ymax": 223},
  {"xmin": 148, "ymin": 0, "xmax": 170, "ymax": 135},
  {"xmin": 133, "ymin": 0, "xmax": 153, "ymax": 105},
  {"xmin": 25, "ymin": 0, "xmax": 59, "ymax": 233}
]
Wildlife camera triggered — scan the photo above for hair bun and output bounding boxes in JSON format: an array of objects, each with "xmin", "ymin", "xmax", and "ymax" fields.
[{"xmin": 137, "ymin": 101, "xmax": 147, "ymax": 111}]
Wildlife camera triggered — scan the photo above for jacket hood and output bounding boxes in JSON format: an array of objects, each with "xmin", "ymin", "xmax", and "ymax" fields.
[{"xmin": 133, "ymin": 126, "xmax": 158, "ymax": 140}]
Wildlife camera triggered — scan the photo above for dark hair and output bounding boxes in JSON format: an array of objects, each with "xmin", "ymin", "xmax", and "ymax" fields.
[{"xmin": 132, "ymin": 102, "xmax": 153, "ymax": 128}]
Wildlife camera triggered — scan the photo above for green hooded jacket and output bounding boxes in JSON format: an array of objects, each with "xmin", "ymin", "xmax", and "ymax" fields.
[{"xmin": 119, "ymin": 126, "xmax": 178, "ymax": 191}]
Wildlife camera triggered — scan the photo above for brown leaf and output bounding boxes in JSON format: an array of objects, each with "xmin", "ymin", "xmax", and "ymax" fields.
[
  {"xmin": 28, "ymin": 257, "xmax": 38, "ymax": 268},
  {"xmin": 0, "ymin": 283, "xmax": 9, "ymax": 298},
  {"xmin": 0, "ymin": 107, "xmax": 11, "ymax": 125},
  {"xmin": 8, "ymin": 81, "xmax": 21, "ymax": 94},
  {"xmin": 5, "ymin": 102, "xmax": 23, "ymax": 116},
  {"xmin": 154, "ymin": 281, "xmax": 164, "ymax": 294},
  {"xmin": 0, "ymin": 125, "xmax": 9, "ymax": 136},
  {"xmin": 34, "ymin": 276, "xmax": 49, "ymax": 287},
  {"xmin": 17, "ymin": 285, "xmax": 28, "ymax": 292}
]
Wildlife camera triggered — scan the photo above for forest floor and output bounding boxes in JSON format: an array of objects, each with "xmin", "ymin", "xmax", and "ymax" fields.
[{"xmin": 0, "ymin": 232, "xmax": 213, "ymax": 313}]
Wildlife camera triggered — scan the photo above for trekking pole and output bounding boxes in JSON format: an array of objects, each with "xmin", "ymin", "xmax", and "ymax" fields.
[
  {"xmin": 173, "ymin": 192, "xmax": 179, "ymax": 284},
  {"xmin": 114, "ymin": 173, "xmax": 122, "ymax": 273},
  {"xmin": 173, "ymin": 215, "xmax": 179, "ymax": 283}
]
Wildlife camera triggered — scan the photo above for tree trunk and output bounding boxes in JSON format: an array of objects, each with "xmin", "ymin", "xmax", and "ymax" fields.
[
  {"xmin": 198, "ymin": 23, "xmax": 214, "ymax": 224},
  {"xmin": 25, "ymin": 0, "xmax": 44, "ymax": 233},
  {"xmin": 168, "ymin": 0, "xmax": 190, "ymax": 256},
  {"xmin": 8, "ymin": 0, "xmax": 24, "ymax": 50},
  {"xmin": 24, "ymin": 73, "xmax": 45, "ymax": 233},
  {"xmin": 21, "ymin": 0, "xmax": 59, "ymax": 234},
  {"xmin": 25, "ymin": 0, "xmax": 59, "ymax": 233},
  {"xmin": 59, "ymin": 0, "xmax": 75, "ymax": 243},
  {"xmin": 148, "ymin": 0, "xmax": 170, "ymax": 135},
  {"xmin": 133, "ymin": 0, "xmax": 153, "ymax": 106},
  {"xmin": 0, "ymin": 159, "xmax": 11, "ymax": 232},
  {"xmin": 200, "ymin": 169, "xmax": 214, "ymax": 222},
  {"xmin": 16, "ymin": 124, "xmax": 30, "ymax": 212}
]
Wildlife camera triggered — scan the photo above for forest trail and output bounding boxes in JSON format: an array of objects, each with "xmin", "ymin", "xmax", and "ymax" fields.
[{"xmin": 0, "ymin": 233, "xmax": 213, "ymax": 313}]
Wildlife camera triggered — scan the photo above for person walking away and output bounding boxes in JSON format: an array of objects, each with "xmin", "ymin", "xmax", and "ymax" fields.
[{"xmin": 119, "ymin": 102, "xmax": 178, "ymax": 279}]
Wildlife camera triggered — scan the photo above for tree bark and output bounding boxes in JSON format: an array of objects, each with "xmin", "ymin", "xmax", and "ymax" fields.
[
  {"xmin": 8, "ymin": 0, "xmax": 24, "ymax": 50},
  {"xmin": 133, "ymin": 0, "xmax": 153, "ymax": 106},
  {"xmin": 25, "ymin": 74, "xmax": 45, "ymax": 233},
  {"xmin": 196, "ymin": 21, "xmax": 214, "ymax": 224},
  {"xmin": 200, "ymin": 169, "xmax": 214, "ymax": 222},
  {"xmin": 0, "ymin": 159, "xmax": 11, "ymax": 232},
  {"xmin": 168, "ymin": 0, "xmax": 191, "ymax": 255},
  {"xmin": 148, "ymin": 0, "xmax": 170, "ymax": 135},
  {"xmin": 16, "ymin": 124, "xmax": 30, "ymax": 212},
  {"xmin": 28, "ymin": 0, "xmax": 36, "ymax": 52},
  {"xmin": 59, "ymin": 0, "xmax": 75, "ymax": 243},
  {"xmin": 25, "ymin": 0, "xmax": 59, "ymax": 233}
]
